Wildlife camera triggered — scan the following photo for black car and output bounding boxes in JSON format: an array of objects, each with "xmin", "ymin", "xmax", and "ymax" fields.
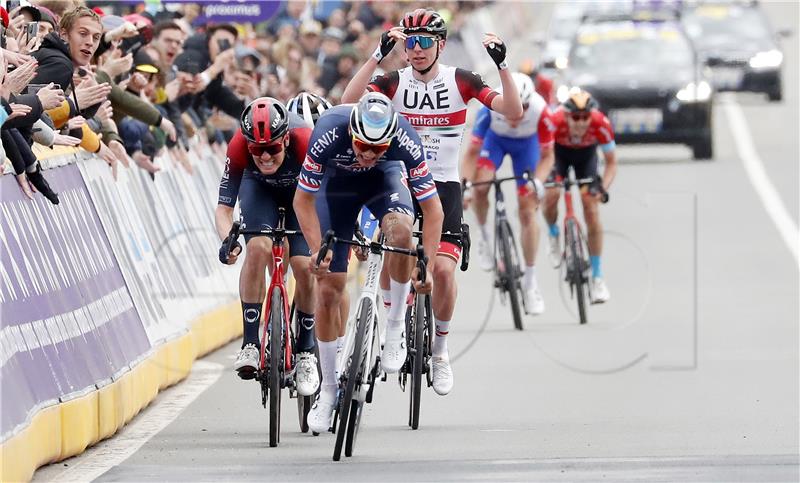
[
  {"xmin": 681, "ymin": 1, "xmax": 790, "ymax": 101},
  {"xmin": 557, "ymin": 17, "xmax": 714, "ymax": 159}
]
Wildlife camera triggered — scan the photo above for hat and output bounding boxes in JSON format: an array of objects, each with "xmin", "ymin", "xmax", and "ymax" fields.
[
  {"xmin": 124, "ymin": 13, "xmax": 153, "ymax": 28},
  {"xmin": 133, "ymin": 50, "xmax": 159, "ymax": 74},
  {"xmin": 234, "ymin": 45, "xmax": 261, "ymax": 67},
  {"xmin": 100, "ymin": 15, "xmax": 125, "ymax": 32},
  {"xmin": 37, "ymin": 6, "xmax": 57, "ymax": 29},
  {"xmin": 207, "ymin": 22, "xmax": 238, "ymax": 39},
  {"xmin": 299, "ymin": 20, "xmax": 322, "ymax": 36},
  {"xmin": 0, "ymin": 7, "xmax": 8, "ymax": 28},
  {"xmin": 322, "ymin": 27, "xmax": 345, "ymax": 42}
]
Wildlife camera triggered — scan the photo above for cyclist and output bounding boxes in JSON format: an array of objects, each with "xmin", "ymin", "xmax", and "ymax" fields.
[
  {"xmin": 519, "ymin": 58, "xmax": 555, "ymax": 106},
  {"xmin": 215, "ymin": 97, "xmax": 320, "ymax": 396},
  {"xmin": 293, "ymin": 92, "xmax": 444, "ymax": 433},
  {"xmin": 287, "ymin": 92, "xmax": 333, "ymax": 129},
  {"xmin": 340, "ymin": 8, "xmax": 522, "ymax": 396},
  {"xmin": 543, "ymin": 88, "xmax": 617, "ymax": 303},
  {"xmin": 462, "ymin": 72, "xmax": 556, "ymax": 315}
]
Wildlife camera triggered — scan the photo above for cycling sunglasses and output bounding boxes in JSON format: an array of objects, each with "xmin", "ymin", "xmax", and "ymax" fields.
[
  {"xmin": 404, "ymin": 35, "xmax": 437, "ymax": 50},
  {"xmin": 248, "ymin": 140, "xmax": 285, "ymax": 157},
  {"xmin": 570, "ymin": 112, "xmax": 591, "ymax": 122},
  {"xmin": 352, "ymin": 135, "xmax": 391, "ymax": 155}
]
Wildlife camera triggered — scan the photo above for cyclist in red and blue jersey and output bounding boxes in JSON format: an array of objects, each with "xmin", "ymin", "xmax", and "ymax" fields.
[
  {"xmin": 340, "ymin": 8, "xmax": 523, "ymax": 396},
  {"xmin": 293, "ymin": 92, "xmax": 443, "ymax": 433},
  {"xmin": 462, "ymin": 72, "xmax": 556, "ymax": 315},
  {"xmin": 543, "ymin": 88, "xmax": 617, "ymax": 303},
  {"xmin": 215, "ymin": 97, "xmax": 320, "ymax": 396}
]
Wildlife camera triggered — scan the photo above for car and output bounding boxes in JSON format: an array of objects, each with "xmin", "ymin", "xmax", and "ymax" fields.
[
  {"xmin": 556, "ymin": 15, "xmax": 714, "ymax": 159},
  {"xmin": 537, "ymin": 2, "xmax": 586, "ymax": 73},
  {"xmin": 681, "ymin": 1, "xmax": 790, "ymax": 101}
]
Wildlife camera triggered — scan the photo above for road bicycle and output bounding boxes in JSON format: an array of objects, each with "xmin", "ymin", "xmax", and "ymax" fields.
[
  {"xmin": 463, "ymin": 172, "xmax": 532, "ymax": 330},
  {"xmin": 316, "ymin": 229, "xmax": 426, "ymax": 460},
  {"xmin": 399, "ymin": 226, "xmax": 470, "ymax": 430},
  {"xmin": 223, "ymin": 208, "xmax": 313, "ymax": 447},
  {"xmin": 544, "ymin": 166, "xmax": 608, "ymax": 325}
]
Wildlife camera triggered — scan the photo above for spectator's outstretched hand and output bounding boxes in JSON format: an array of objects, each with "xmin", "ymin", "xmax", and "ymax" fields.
[
  {"xmin": 95, "ymin": 100, "xmax": 114, "ymax": 122},
  {"xmin": 2, "ymin": 49, "xmax": 33, "ymax": 67},
  {"xmin": 15, "ymin": 29, "xmax": 42, "ymax": 55},
  {"xmin": 97, "ymin": 141, "xmax": 120, "ymax": 180},
  {"xmin": 100, "ymin": 50, "xmax": 133, "ymax": 78},
  {"xmin": 133, "ymin": 151, "xmax": 160, "ymax": 174},
  {"xmin": 8, "ymin": 103, "xmax": 32, "ymax": 120},
  {"xmin": 36, "ymin": 83, "xmax": 66, "ymax": 110},
  {"xmin": 107, "ymin": 140, "xmax": 131, "ymax": 168},
  {"xmin": 4, "ymin": 59, "xmax": 38, "ymax": 95},
  {"xmin": 67, "ymin": 115, "xmax": 86, "ymax": 130},
  {"xmin": 52, "ymin": 133, "xmax": 81, "ymax": 146},
  {"xmin": 75, "ymin": 80, "xmax": 112, "ymax": 109},
  {"xmin": 7, "ymin": 10, "xmax": 25, "ymax": 37},
  {"xmin": 16, "ymin": 174, "xmax": 34, "ymax": 200},
  {"xmin": 160, "ymin": 117, "xmax": 177, "ymax": 142},
  {"xmin": 106, "ymin": 22, "xmax": 138, "ymax": 42}
]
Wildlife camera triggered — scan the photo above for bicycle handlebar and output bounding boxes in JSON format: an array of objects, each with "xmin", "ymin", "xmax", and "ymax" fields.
[
  {"xmin": 411, "ymin": 225, "xmax": 471, "ymax": 272},
  {"xmin": 543, "ymin": 177, "xmax": 609, "ymax": 203},
  {"xmin": 318, "ymin": 230, "xmax": 428, "ymax": 281},
  {"xmin": 462, "ymin": 170, "xmax": 532, "ymax": 190}
]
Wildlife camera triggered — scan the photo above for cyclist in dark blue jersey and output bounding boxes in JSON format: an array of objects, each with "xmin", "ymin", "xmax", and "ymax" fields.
[{"xmin": 294, "ymin": 92, "xmax": 443, "ymax": 433}]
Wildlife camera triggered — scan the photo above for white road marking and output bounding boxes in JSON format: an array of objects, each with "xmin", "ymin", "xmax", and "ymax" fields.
[
  {"xmin": 722, "ymin": 95, "xmax": 799, "ymax": 265},
  {"xmin": 37, "ymin": 360, "xmax": 223, "ymax": 483}
]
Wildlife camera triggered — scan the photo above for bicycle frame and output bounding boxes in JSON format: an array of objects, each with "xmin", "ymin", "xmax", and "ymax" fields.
[{"xmin": 258, "ymin": 235, "xmax": 293, "ymax": 374}]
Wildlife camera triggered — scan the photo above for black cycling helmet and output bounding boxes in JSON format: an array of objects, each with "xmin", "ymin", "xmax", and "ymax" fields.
[
  {"xmin": 286, "ymin": 92, "xmax": 333, "ymax": 128},
  {"xmin": 401, "ymin": 8, "xmax": 447, "ymax": 40},
  {"xmin": 240, "ymin": 97, "xmax": 289, "ymax": 144},
  {"xmin": 563, "ymin": 87, "xmax": 599, "ymax": 113}
]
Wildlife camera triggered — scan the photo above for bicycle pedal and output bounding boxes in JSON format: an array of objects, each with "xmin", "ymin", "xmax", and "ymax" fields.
[{"xmin": 237, "ymin": 368, "xmax": 257, "ymax": 380}]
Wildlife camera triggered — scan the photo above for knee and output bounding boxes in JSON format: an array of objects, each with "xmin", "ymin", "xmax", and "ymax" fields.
[
  {"xmin": 384, "ymin": 216, "xmax": 412, "ymax": 246},
  {"xmin": 245, "ymin": 238, "xmax": 272, "ymax": 264},
  {"xmin": 474, "ymin": 184, "xmax": 490, "ymax": 198},
  {"xmin": 432, "ymin": 261, "xmax": 454, "ymax": 287},
  {"xmin": 517, "ymin": 202, "xmax": 535, "ymax": 226},
  {"xmin": 317, "ymin": 281, "xmax": 342, "ymax": 306}
]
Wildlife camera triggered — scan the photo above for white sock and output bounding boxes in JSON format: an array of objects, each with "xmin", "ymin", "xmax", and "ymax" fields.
[
  {"xmin": 318, "ymin": 339, "xmax": 337, "ymax": 387},
  {"xmin": 433, "ymin": 317, "xmax": 449, "ymax": 357},
  {"xmin": 478, "ymin": 223, "xmax": 490, "ymax": 242},
  {"xmin": 523, "ymin": 265, "xmax": 537, "ymax": 289},
  {"xmin": 335, "ymin": 336, "xmax": 344, "ymax": 379},
  {"xmin": 387, "ymin": 278, "xmax": 411, "ymax": 323},
  {"xmin": 381, "ymin": 288, "xmax": 392, "ymax": 308},
  {"xmin": 336, "ymin": 335, "xmax": 344, "ymax": 352}
]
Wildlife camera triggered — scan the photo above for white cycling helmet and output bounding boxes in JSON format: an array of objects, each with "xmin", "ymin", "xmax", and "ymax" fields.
[
  {"xmin": 512, "ymin": 72, "xmax": 535, "ymax": 106},
  {"xmin": 287, "ymin": 92, "xmax": 333, "ymax": 128},
  {"xmin": 349, "ymin": 92, "xmax": 399, "ymax": 145}
]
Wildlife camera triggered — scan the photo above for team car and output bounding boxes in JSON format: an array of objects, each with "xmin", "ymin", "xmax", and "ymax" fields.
[{"xmin": 556, "ymin": 13, "xmax": 714, "ymax": 159}]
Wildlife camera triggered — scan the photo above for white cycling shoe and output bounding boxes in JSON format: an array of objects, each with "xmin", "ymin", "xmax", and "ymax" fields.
[
  {"xmin": 591, "ymin": 277, "xmax": 611, "ymax": 304},
  {"xmin": 381, "ymin": 325, "xmax": 406, "ymax": 374},
  {"xmin": 548, "ymin": 234, "xmax": 561, "ymax": 268},
  {"xmin": 477, "ymin": 239, "xmax": 494, "ymax": 272},
  {"xmin": 294, "ymin": 352, "xmax": 320, "ymax": 396},
  {"xmin": 432, "ymin": 355, "xmax": 454, "ymax": 395},
  {"xmin": 233, "ymin": 343, "xmax": 259, "ymax": 378},
  {"xmin": 307, "ymin": 390, "xmax": 337, "ymax": 433},
  {"xmin": 523, "ymin": 285, "xmax": 545, "ymax": 315}
]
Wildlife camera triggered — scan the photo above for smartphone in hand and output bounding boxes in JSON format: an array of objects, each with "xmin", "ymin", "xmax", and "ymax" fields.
[
  {"xmin": 217, "ymin": 38, "xmax": 232, "ymax": 52},
  {"xmin": 26, "ymin": 21, "xmax": 38, "ymax": 41}
]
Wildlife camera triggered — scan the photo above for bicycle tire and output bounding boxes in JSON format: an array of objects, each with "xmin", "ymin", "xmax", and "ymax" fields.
[
  {"xmin": 409, "ymin": 292, "xmax": 426, "ymax": 429},
  {"xmin": 333, "ymin": 301, "xmax": 368, "ymax": 461},
  {"xmin": 566, "ymin": 219, "xmax": 588, "ymax": 325},
  {"xmin": 294, "ymin": 310, "xmax": 315, "ymax": 434},
  {"xmin": 344, "ymin": 397, "xmax": 364, "ymax": 457},
  {"xmin": 498, "ymin": 221, "xmax": 524, "ymax": 330},
  {"xmin": 268, "ymin": 287, "xmax": 283, "ymax": 447}
]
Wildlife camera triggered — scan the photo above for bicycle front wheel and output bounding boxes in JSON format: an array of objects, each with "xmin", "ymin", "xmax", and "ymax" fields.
[
  {"xmin": 498, "ymin": 221, "xmax": 524, "ymax": 330},
  {"xmin": 268, "ymin": 287, "xmax": 283, "ymax": 447},
  {"xmin": 409, "ymin": 292, "xmax": 427, "ymax": 430},
  {"xmin": 566, "ymin": 219, "xmax": 589, "ymax": 325},
  {"xmin": 333, "ymin": 301, "xmax": 369, "ymax": 461}
]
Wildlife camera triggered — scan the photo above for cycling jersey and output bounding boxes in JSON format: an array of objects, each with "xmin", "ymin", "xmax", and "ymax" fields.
[
  {"xmin": 218, "ymin": 113, "xmax": 311, "ymax": 207},
  {"xmin": 367, "ymin": 64, "xmax": 499, "ymax": 183},
  {"xmin": 471, "ymin": 91, "xmax": 554, "ymax": 143},
  {"xmin": 551, "ymin": 107, "xmax": 615, "ymax": 149},
  {"xmin": 298, "ymin": 105, "xmax": 436, "ymax": 202}
]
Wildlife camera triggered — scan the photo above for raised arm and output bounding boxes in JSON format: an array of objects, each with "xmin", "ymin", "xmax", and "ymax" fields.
[{"xmin": 341, "ymin": 27, "xmax": 405, "ymax": 104}]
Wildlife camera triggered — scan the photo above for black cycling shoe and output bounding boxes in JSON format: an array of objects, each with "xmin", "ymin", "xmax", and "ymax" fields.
[{"xmin": 27, "ymin": 166, "xmax": 59, "ymax": 205}]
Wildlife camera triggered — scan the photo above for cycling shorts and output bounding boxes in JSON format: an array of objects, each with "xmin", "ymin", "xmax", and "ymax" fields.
[
  {"xmin": 552, "ymin": 144, "xmax": 599, "ymax": 184},
  {"xmin": 478, "ymin": 131, "xmax": 541, "ymax": 189},
  {"xmin": 413, "ymin": 180, "xmax": 464, "ymax": 251},
  {"xmin": 239, "ymin": 170, "xmax": 310, "ymax": 257},
  {"xmin": 316, "ymin": 161, "xmax": 414, "ymax": 273}
]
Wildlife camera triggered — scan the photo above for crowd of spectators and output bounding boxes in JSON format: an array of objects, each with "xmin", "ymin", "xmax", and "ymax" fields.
[{"xmin": 0, "ymin": 0, "xmax": 486, "ymax": 205}]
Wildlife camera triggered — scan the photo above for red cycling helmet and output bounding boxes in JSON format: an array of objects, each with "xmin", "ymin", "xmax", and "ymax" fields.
[
  {"xmin": 401, "ymin": 8, "xmax": 447, "ymax": 40},
  {"xmin": 240, "ymin": 97, "xmax": 289, "ymax": 144}
]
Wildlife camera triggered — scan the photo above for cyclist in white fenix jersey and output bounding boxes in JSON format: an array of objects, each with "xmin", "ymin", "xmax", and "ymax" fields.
[{"xmin": 341, "ymin": 8, "xmax": 522, "ymax": 396}]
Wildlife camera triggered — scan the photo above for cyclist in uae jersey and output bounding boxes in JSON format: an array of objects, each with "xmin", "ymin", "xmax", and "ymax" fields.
[
  {"xmin": 543, "ymin": 88, "xmax": 618, "ymax": 304},
  {"xmin": 462, "ymin": 72, "xmax": 556, "ymax": 316},
  {"xmin": 214, "ymin": 97, "xmax": 320, "ymax": 396},
  {"xmin": 340, "ymin": 8, "xmax": 522, "ymax": 397},
  {"xmin": 293, "ymin": 93, "xmax": 443, "ymax": 433}
]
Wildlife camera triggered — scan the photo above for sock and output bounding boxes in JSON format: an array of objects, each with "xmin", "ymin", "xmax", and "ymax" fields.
[
  {"xmin": 318, "ymin": 339, "xmax": 337, "ymax": 387},
  {"xmin": 590, "ymin": 255, "xmax": 602, "ymax": 278},
  {"xmin": 241, "ymin": 301, "xmax": 262, "ymax": 348},
  {"xmin": 381, "ymin": 288, "xmax": 392, "ymax": 309},
  {"xmin": 335, "ymin": 336, "xmax": 344, "ymax": 378},
  {"xmin": 336, "ymin": 335, "xmax": 344, "ymax": 352},
  {"xmin": 549, "ymin": 224, "xmax": 559, "ymax": 237},
  {"xmin": 523, "ymin": 265, "xmax": 537, "ymax": 289},
  {"xmin": 432, "ymin": 317, "xmax": 449, "ymax": 357},
  {"xmin": 387, "ymin": 278, "xmax": 411, "ymax": 324},
  {"xmin": 296, "ymin": 310, "xmax": 315, "ymax": 353},
  {"xmin": 478, "ymin": 223, "xmax": 490, "ymax": 242}
]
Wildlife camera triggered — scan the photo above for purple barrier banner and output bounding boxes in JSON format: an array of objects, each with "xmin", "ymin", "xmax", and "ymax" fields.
[
  {"xmin": 0, "ymin": 164, "xmax": 151, "ymax": 442},
  {"xmin": 159, "ymin": 0, "xmax": 283, "ymax": 23}
]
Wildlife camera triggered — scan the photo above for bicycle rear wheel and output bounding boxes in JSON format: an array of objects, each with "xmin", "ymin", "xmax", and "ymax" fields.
[
  {"xmin": 268, "ymin": 287, "xmax": 283, "ymax": 447},
  {"xmin": 333, "ymin": 301, "xmax": 368, "ymax": 461},
  {"xmin": 293, "ymin": 309, "xmax": 315, "ymax": 434},
  {"xmin": 498, "ymin": 221, "xmax": 524, "ymax": 330},
  {"xmin": 408, "ymin": 292, "xmax": 426, "ymax": 430},
  {"xmin": 566, "ymin": 219, "xmax": 589, "ymax": 324}
]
